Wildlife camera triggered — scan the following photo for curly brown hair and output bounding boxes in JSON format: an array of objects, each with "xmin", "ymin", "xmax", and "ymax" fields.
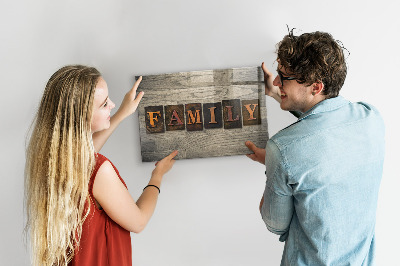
[{"xmin": 277, "ymin": 30, "xmax": 348, "ymax": 98}]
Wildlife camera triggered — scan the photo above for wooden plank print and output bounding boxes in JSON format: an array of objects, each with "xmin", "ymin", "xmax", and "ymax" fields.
[{"xmin": 137, "ymin": 66, "xmax": 269, "ymax": 162}]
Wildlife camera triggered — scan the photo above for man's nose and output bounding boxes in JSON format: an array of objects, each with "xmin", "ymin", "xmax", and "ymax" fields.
[{"xmin": 273, "ymin": 75, "xmax": 281, "ymax": 87}]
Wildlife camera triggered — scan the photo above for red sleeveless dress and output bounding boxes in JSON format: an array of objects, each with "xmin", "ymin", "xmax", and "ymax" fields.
[{"xmin": 69, "ymin": 153, "xmax": 132, "ymax": 266}]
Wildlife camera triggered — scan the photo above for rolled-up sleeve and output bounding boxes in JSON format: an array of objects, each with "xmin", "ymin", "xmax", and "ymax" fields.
[{"xmin": 260, "ymin": 139, "xmax": 294, "ymax": 241}]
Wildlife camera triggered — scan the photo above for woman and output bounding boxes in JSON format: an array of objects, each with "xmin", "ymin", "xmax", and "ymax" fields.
[{"xmin": 25, "ymin": 65, "xmax": 177, "ymax": 265}]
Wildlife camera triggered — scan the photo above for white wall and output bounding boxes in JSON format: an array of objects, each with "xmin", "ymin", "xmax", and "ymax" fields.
[{"xmin": 1, "ymin": 0, "xmax": 399, "ymax": 265}]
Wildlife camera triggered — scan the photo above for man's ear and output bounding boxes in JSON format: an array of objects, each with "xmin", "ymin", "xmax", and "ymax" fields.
[{"xmin": 312, "ymin": 82, "xmax": 324, "ymax": 96}]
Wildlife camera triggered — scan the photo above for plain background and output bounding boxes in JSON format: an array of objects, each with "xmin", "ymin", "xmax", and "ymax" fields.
[{"xmin": 1, "ymin": 0, "xmax": 399, "ymax": 265}]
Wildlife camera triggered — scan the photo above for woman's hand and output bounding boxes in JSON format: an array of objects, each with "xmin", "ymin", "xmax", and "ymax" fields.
[
  {"xmin": 152, "ymin": 150, "xmax": 178, "ymax": 179},
  {"xmin": 115, "ymin": 76, "xmax": 144, "ymax": 119},
  {"xmin": 262, "ymin": 62, "xmax": 281, "ymax": 103}
]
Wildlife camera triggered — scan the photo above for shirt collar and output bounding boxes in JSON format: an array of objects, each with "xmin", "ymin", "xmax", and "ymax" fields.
[{"xmin": 298, "ymin": 95, "xmax": 350, "ymax": 121}]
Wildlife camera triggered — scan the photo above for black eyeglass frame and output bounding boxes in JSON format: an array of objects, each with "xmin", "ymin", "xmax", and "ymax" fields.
[{"xmin": 277, "ymin": 70, "xmax": 297, "ymax": 86}]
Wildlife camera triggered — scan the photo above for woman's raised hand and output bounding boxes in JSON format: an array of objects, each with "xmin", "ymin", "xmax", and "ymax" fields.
[{"xmin": 116, "ymin": 76, "xmax": 145, "ymax": 119}]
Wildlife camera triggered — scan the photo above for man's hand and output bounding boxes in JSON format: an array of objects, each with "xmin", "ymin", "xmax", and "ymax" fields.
[
  {"xmin": 245, "ymin": 141, "xmax": 266, "ymax": 165},
  {"xmin": 262, "ymin": 62, "xmax": 281, "ymax": 103}
]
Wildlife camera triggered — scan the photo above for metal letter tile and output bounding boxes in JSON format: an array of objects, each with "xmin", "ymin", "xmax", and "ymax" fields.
[
  {"xmin": 222, "ymin": 99, "xmax": 242, "ymax": 129},
  {"xmin": 203, "ymin": 102, "xmax": 223, "ymax": 129},
  {"xmin": 185, "ymin": 103, "xmax": 203, "ymax": 131},
  {"xmin": 165, "ymin": 105, "xmax": 185, "ymax": 131},
  {"xmin": 242, "ymin": 99, "xmax": 261, "ymax": 126},
  {"xmin": 145, "ymin": 106, "xmax": 165, "ymax": 133}
]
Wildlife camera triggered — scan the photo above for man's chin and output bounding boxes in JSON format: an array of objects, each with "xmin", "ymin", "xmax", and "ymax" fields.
[{"xmin": 279, "ymin": 103, "xmax": 290, "ymax": 111}]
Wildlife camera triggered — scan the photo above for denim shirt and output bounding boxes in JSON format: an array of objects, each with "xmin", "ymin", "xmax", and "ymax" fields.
[{"xmin": 260, "ymin": 96, "xmax": 385, "ymax": 266}]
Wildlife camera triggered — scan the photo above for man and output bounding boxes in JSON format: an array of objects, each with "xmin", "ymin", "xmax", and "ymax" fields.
[{"xmin": 246, "ymin": 31, "xmax": 385, "ymax": 265}]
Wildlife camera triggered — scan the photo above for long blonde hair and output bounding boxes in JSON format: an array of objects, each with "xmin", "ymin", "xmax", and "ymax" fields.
[{"xmin": 25, "ymin": 65, "xmax": 101, "ymax": 265}]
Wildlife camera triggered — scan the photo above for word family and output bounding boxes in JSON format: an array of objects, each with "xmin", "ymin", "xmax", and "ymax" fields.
[{"xmin": 145, "ymin": 99, "xmax": 261, "ymax": 133}]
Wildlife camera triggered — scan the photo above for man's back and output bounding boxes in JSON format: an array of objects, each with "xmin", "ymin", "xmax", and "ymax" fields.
[{"xmin": 262, "ymin": 96, "xmax": 385, "ymax": 265}]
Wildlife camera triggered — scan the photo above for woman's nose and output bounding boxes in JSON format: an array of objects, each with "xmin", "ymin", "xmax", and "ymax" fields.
[{"xmin": 109, "ymin": 100, "xmax": 115, "ymax": 109}]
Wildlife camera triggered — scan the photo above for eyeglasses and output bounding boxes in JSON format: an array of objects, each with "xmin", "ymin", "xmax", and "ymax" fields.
[{"xmin": 277, "ymin": 70, "xmax": 297, "ymax": 86}]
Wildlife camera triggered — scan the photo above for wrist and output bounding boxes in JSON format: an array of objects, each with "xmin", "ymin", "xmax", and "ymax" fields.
[
  {"xmin": 265, "ymin": 87, "xmax": 282, "ymax": 103},
  {"xmin": 143, "ymin": 184, "xmax": 160, "ymax": 194},
  {"xmin": 150, "ymin": 171, "xmax": 163, "ymax": 183},
  {"xmin": 271, "ymin": 93, "xmax": 282, "ymax": 103},
  {"xmin": 112, "ymin": 109, "xmax": 127, "ymax": 124}
]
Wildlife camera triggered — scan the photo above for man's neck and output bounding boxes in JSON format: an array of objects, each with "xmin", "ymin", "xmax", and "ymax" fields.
[{"xmin": 301, "ymin": 95, "xmax": 327, "ymax": 113}]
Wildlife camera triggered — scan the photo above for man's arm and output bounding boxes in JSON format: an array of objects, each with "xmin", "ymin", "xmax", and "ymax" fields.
[
  {"xmin": 93, "ymin": 77, "xmax": 144, "ymax": 152},
  {"xmin": 260, "ymin": 184, "xmax": 293, "ymax": 238},
  {"xmin": 259, "ymin": 140, "xmax": 294, "ymax": 240},
  {"xmin": 262, "ymin": 62, "xmax": 282, "ymax": 102},
  {"xmin": 245, "ymin": 138, "xmax": 294, "ymax": 238}
]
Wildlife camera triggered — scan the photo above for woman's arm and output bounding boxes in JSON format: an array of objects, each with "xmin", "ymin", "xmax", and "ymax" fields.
[
  {"xmin": 93, "ymin": 150, "xmax": 178, "ymax": 233},
  {"xmin": 92, "ymin": 77, "xmax": 144, "ymax": 152}
]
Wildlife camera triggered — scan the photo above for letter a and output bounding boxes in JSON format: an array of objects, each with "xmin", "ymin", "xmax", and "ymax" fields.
[{"xmin": 168, "ymin": 110, "xmax": 184, "ymax": 126}]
